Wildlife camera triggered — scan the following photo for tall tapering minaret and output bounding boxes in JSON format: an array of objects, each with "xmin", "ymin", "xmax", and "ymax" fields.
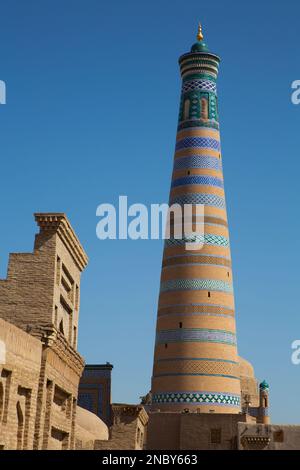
[{"xmin": 151, "ymin": 26, "xmax": 241, "ymax": 413}]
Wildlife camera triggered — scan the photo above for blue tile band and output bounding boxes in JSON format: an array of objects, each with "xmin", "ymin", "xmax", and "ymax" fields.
[
  {"xmin": 156, "ymin": 328, "xmax": 236, "ymax": 345},
  {"xmin": 171, "ymin": 175, "xmax": 223, "ymax": 189},
  {"xmin": 173, "ymin": 155, "xmax": 222, "ymax": 171},
  {"xmin": 181, "ymin": 79, "xmax": 217, "ymax": 94},
  {"xmin": 176, "ymin": 137, "xmax": 220, "ymax": 152},
  {"xmin": 171, "ymin": 193, "xmax": 226, "ymax": 209},
  {"xmin": 160, "ymin": 278, "xmax": 233, "ymax": 294}
]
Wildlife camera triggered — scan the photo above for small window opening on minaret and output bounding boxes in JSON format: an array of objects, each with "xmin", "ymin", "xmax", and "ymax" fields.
[
  {"xmin": 187, "ymin": 171, "xmax": 190, "ymax": 175},
  {"xmin": 184, "ymin": 99, "xmax": 190, "ymax": 120},
  {"xmin": 164, "ymin": 343, "xmax": 168, "ymax": 349},
  {"xmin": 227, "ymin": 272, "xmax": 230, "ymax": 277},
  {"xmin": 179, "ymin": 322, "xmax": 183, "ymax": 328},
  {"xmin": 201, "ymin": 97, "xmax": 208, "ymax": 120},
  {"xmin": 208, "ymin": 292, "xmax": 211, "ymax": 298}
]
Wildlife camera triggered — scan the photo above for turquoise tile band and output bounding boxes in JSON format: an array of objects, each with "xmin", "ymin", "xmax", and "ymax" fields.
[{"xmin": 152, "ymin": 391, "xmax": 240, "ymax": 407}]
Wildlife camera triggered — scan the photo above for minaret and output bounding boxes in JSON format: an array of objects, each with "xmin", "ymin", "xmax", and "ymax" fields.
[
  {"xmin": 258, "ymin": 380, "xmax": 270, "ymax": 424},
  {"xmin": 151, "ymin": 26, "xmax": 241, "ymax": 413}
]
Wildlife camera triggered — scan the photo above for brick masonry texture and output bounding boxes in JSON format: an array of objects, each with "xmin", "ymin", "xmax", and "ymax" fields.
[
  {"xmin": 0, "ymin": 213, "xmax": 87, "ymax": 450},
  {"xmin": 0, "ymin": 213, "xmax": 148, "ymax": 451}
]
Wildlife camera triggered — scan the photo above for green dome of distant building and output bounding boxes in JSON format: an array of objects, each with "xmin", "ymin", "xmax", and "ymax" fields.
[
  {"xmin": 191, "ymin": 24, "xmax": 209, "ymax": 53},
  {"xmin": 259, "ymin": 380, "xmax": 270, "ymax": 390}
]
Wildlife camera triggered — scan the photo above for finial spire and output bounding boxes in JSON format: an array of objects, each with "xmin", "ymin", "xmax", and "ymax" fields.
[{"xmin": 197, "ymin": 23, "xmax": 204, "ymax": 41}]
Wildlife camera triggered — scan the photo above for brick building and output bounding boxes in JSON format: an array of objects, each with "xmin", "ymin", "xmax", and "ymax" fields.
[
  {"xmin": 0, "ymin": 213, "xmax": 109, "ymax": 449},
  {"xmin": 0, "ymin": 213, "xmax": 148, "ymax": 450}
]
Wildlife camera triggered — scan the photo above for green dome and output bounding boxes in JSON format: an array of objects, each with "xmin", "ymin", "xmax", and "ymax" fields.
[
  {"xmin": 191, "ymin": 41, "xmax": 209, "ymax": 53},
  {"xmin": 259, "ymin": 380, "xmax": 269, "ymax": 390}
]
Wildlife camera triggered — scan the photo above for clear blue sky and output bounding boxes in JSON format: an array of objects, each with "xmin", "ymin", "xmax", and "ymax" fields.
[{"xmin": 0, "ymin": 0, "xmax": 299, "ymax": 424}]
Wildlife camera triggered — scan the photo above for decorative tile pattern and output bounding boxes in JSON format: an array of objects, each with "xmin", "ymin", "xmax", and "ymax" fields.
[
  {"xmin": 158, "ymin": 303, "xmax": 235, "ymax": 317},
  {"xmin": 176, "ymin": 137, "xmax": 220, "ymax": 152},
  {"xmin": 156, "ymin": 328, "xmax": 236, "ymax": 345},
  {"xmin": 180, "ymin": 58, "xmax": 220, "ymax": 69},
  {"xmin": 153, "ymin": 358, "xmax": 239, "ymax": 379},
  {"xmin": 162, "ymin": 254, "xmax": 231, "ymax": 268},
  {"xmin": 78, "ymin": 393, "xmax": 94, "ymax": 413},
  {"xmin": 156, "ymin": 357, "xmax": 237, "ymax": 363},
  {"xmin": 209, "ymin": 93, "xmax": 218, "ymax": 120},
  {"xmin": 182, "ymin": 72, "xmax": 217, "ymax": 82},
  {"xmin": 182, "ymin": 79, "xmax": 217, "ymax": 94},
  {"xmin": 160, "ymin": 278, "xmax": 233, "ymax": 294},
  {"xmin": 180, "ymin": 59, "xmax": 220, "ymax": 79},
  {"xmin": 177, "ymin": 120, "xmax": 219, "ymax": 131},
  {"xmin": 171, "ymin": 193, "xmax": 226, "ymax": 209},
  {"xmin": 178, "ymin": 91, "xmax": 218, "ymax": 122},
  {"xmin": 152, "ymin": 391, "xmax": 240, "ymax": 407},
  {"xmin": 171, "ymin": 175, "xmax": 223, "ymax": 189},
  {"xmin": 164, "ymin": 234, "xmax": 229, "ymax": 248},
  {"xmin": 173, "ymin": 155, "xmax": 222, "ymax": 171},
  {"xmin": 154, "ymin": 372, "xmax": 239, "ymax": 379},
  {"xmin": 78, "ymin": 383, "xmax": 104, "ymax": 418},
  {"xmin": 159, "ymin": 312, "xmax": 233, "ymax": 319}
]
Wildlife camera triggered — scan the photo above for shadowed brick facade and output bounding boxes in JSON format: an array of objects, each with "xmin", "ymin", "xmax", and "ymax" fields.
[{"xmin": 0, "ymin": 213, "xmax": 88, "ymax": 449}]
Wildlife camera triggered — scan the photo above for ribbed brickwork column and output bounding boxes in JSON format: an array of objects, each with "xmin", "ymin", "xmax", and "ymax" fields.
[{"xmin": 151, "ymin": 28, "xmax": 241, "ymax": 413}]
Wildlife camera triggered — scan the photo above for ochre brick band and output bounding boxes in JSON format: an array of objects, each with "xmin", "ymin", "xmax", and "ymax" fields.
[
  {"xmin": 153, "ymin": 358, "xmax": 240, "ymax": 379},
  {"xmin": 157, "ymin": 303, "xmax": 235, "ymax": 317},
  {"xmin": 162, "ymin": 254, "xmax": 232, "ymax": 268},
  {"xmin": 168, "ymin": 215, "xmax": 228, "ymax": 227}
]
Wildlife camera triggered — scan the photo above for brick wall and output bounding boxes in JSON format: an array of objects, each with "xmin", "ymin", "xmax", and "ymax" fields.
[
  {"xmin": 0, "ymin": 213, "xmax": 88, "ymax": 450},
  {"xmin": 94, "ymin": 405, "xmax": 148, "ymax": 450},
  {"xmin": 0, "ymin": 318, "xmax": 41, "ymax": 449},
  {"xmin": 146, "ymin": 412, "xmax": 253, "ymax": 450}
]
